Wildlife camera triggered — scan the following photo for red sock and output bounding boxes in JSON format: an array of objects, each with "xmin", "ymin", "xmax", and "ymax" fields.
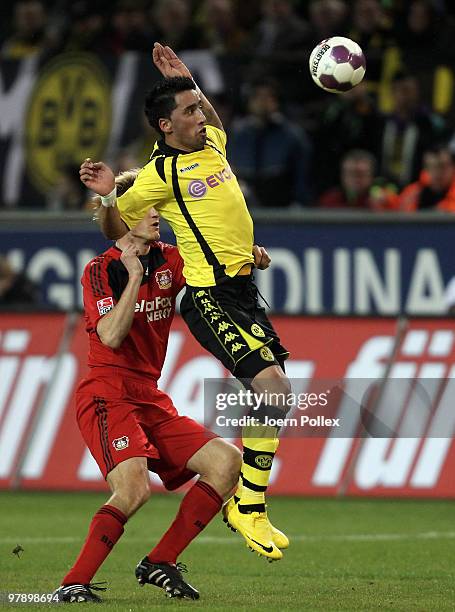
[
  {"xmin": 148, "ymin": 481, "xmax": 222, "ymax": 564},
  {"xmin": 62, "ymin": 504, "xmax": 127, "ymax": 585}
]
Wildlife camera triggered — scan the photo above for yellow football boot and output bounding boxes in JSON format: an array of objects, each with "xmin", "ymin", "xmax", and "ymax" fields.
[
  {"xmin": 222, "ymin": 498, "xmax": 283, "ymax": 561},
  {"xmin": 223, "ymin": 497, "xmax": 289, "ymax": 550}
]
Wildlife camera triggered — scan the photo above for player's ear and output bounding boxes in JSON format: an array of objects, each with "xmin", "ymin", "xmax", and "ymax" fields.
[{"xmin": 159, "ymin": 118, "xmax": 172, "ymax": 134}]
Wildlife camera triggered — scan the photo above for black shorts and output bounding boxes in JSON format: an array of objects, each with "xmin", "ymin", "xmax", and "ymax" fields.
[{"xmin": 180, "ymin": 275, "xmax": 289, "ymax": 379}]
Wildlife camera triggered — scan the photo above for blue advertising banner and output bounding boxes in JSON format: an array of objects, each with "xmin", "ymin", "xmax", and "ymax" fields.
[{"xmin": 0, "ymin": 220, "xmax": 452, "ymax": 315}]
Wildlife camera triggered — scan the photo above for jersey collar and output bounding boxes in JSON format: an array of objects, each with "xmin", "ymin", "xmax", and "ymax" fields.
[{"xmin": 155, "ymin": 140, "xmax": 192, "ymax": 157}]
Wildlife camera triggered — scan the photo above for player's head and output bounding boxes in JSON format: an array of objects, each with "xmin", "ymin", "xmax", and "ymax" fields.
[
  {"xmin": 130, "ymin": 207, "xmax": 160, "ymax": 244},
  {"xmin": 144, "ymin": 77, "xmax": 206, "ymax": 151}
]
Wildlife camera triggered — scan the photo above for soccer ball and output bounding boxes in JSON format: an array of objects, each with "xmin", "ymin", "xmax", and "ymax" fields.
[{"xmin": 309, "ymin": 36, "xmax": 366, "ymax": 93}]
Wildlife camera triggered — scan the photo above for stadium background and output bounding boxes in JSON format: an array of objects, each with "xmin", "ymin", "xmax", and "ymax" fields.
[{"xmin": 1, "ymin": 1, "xmax": 454, "ymax": 609}]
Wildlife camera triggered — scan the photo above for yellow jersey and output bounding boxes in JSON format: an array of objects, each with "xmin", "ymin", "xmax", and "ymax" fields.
[{"xmin": 117, "ymin": 125, "xmax": 254, "ymax": 287}]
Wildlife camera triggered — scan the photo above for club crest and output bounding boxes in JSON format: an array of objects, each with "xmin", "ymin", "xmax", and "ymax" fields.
[
  {"xmin": 112, "ymin": 436, "xmax": 129, "ymax": 451},
  {"xmin": 155, "ymin": 269, "xmax": 172, "ymax": 290}
]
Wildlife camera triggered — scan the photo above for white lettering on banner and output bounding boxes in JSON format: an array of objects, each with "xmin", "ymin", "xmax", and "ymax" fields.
[
  {"xmin": 334, "ymin": 249, "xmax": 350, "ymax": 314},
  {"xmin": 0, "ymin": 56, "xmax": 38, "ymax": 206},
  {"xmin": 20, "ymin": 354, "xmax": 77, "ymax": 479},
  {"xmin": 0, "ymin": 331, "xmax": 31, "ymax": 422},
  {"xmin": 411, "ymin": 368, "xmax": 455, "ymax": 487},
  {"xmin": 313, "ymin": 331, "xmax": 454, "ymax": 490},
  {"xmin": 3, "ymin": 330, "xmax": 30, "ymax": 352},
  {"xmin": 406, "ymin": 250, "xmax": 446, "ymax": 314},
  {"xmin": 6, "ymin": 247, "xmax": 96, "ymax": 309},
  {"xmin": 27, "ymin": 249, "xmax": 74, "ymax": 309},
  {"xmin": 354, "ymin": 249, "xmax": 400, "ymax": 314},
  {"xmin": 3, "ymin": 244, "xmax": 448, "ymax": 313},
  {"xmin": 311, "ymin": 334, "xmax": 395, "ymax": 487},
  {"xmin": 167, "ymin": 356, "xmax": 225, "ymax": 423},
  {"xmin": 256, "ymin": 249, "xmax": 303, "ymax": 313},
  {"xmin": 5, "ymin": 249, "xmax": 25, "ymax": 273},
  {"xmin": 256, "ymin": 247, "xmax": 446, "ymax": 315},
  {"xmin": 428, "ymin": 330, "xmax": 453, "ymax": 356},
  {"xmin": 0, "ymin": 356, "xmax": 55, "ymax": 478},
  {"xmin": 0, "ymin": 357, "xmax": 20, "ymax": 422},
  {"xmin": 78, "ymin": 449, "xmax": 103, "ymax": 481},
  {"xmin": 304, "ymin": 249, "xmax": 322, "ymax": 313}
]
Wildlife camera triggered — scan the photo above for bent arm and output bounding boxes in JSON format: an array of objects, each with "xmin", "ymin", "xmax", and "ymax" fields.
[
  {"xmin": 197, "ymin": 88, "xmax": 223, "ymax": 131},
  {"xmin": 98, "ymin": 205, "xmax": 129, "ymax": 240},
  {"xmin": 97, "ymin": 274, "xmax": 141, "ymax": 349},
  {"xmin": 153, "ymin": 42, "xmax": 223, "ymax": 130}
]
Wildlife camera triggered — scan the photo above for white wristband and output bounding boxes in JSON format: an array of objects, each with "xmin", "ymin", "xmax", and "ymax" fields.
[{"xmin": 100, "ymin": 187, "xmax": 117, "ymax": 208}]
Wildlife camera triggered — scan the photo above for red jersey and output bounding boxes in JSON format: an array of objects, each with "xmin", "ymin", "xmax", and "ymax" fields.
[{"xmin": 81, "ymin": 242, "xmax": 184, "ymax": 380}]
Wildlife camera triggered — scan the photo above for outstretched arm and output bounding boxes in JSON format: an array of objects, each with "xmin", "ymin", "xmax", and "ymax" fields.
[
  {"xmin": 152, "ymin": 42, "xmax": 223, "ymax": 131},
  {"xmin": 80, "ymin": 158, "xmax": 128, "ymax": 240}
]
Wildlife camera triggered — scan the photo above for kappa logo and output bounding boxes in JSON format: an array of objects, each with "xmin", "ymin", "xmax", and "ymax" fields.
[
  {"xmin": 155, "ymin": 269, "xmax": 172, "ymax": 290},
  {"xmin": 180, "ymin": 162, "xmax": 200, "ymax": 173},
  {"xmin": 255, "ymin": 454, "xmax": 273, "ymax": 469},
  {"xmin": 97, "ymin": 297, "xmax": 114, "ymax": 316},
  {"xmin": 260, "ymin": 346, "xmax": 274, "ymax": 362},
  {"xmin": 251, "ymin": 324, "xmax": 265, "ymax": 337},
  {"xmin": 112, "ymin": 436, "xmax": 129, "ymax": 451}
]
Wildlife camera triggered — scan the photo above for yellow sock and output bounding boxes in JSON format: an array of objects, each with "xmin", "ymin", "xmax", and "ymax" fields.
[{"xmin": 239, "ymin": 423, "xmax": 278, "ymax": 509}]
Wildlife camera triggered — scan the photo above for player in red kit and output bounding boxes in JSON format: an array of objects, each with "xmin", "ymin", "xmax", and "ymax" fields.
[{"xmin": 53, "ymin": 173, "xmax": 241, "ymax": 603}]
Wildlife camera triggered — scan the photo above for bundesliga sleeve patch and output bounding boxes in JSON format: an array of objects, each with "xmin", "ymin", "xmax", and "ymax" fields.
[{"xmin": 97, "ymin": 297, "xmax": 114, "ymax": 315}]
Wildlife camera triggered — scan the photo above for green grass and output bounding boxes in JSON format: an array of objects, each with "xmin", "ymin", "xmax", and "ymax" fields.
[{"xmin": 1, "ymin": 492, "xmax": 454, "ymax": 610}]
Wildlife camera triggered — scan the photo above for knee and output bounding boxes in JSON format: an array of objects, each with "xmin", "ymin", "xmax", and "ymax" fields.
[
  {"xmin": 114, "ymin": 481, "xmax": 151, "ymax": 517},
  {"xmin": 253, "ymin": 370, "xmax": 292, "ymax": 412},
  {"xmin": 206, "ymin": 441, "xmax": 242, "ymax": 493},
  {"xmin": 271, "ymin": 370, "xmax": 292, "ymax": 397},
  {"xmin": 224, "ymin": 444, "xmax": 242, "ymax": 488}
]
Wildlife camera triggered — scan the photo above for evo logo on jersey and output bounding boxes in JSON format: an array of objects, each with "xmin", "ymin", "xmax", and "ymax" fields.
[
  {"xmin": 188, "ymin": 167, "xmax": 233, "ymax": 199},
  {"xmin": 97, "ymin": 297, "xmax": 113, "ymax": 315}
]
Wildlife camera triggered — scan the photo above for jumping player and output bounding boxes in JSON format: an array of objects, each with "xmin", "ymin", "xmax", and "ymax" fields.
[
  {"xmin": 79, "ymin": 43, "xmax": 291, "ymax": 561},
  {"xmin": 53, "ymin": 175, "xmax": 241, "ymax": 603}
]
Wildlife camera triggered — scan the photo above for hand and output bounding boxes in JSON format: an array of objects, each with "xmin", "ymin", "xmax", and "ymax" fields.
[
  {"xmin": 120, "ymin": 243, "xmax": 143, "ymax": 278},
  {"xmin": 253, "ymin": 245, "xmax": 271, "ymax": 270},
  {"xmin": 153, "ymin": 42, "xmax": 193, "ymax": 79},
  {"xmin": 80, "ymin": 159, "xmax": 115, "ymax": 196}
]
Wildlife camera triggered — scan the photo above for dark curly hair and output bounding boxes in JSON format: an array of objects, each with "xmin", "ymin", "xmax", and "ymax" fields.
[{"xmin": 144, "ymin": 77, "xmax": 196, "ymax": 136}]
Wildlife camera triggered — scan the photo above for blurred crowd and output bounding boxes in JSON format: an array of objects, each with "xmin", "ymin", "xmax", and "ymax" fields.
[{"xmin": 2, "ymin": 0, "xmax": 455, "ymax": 211}]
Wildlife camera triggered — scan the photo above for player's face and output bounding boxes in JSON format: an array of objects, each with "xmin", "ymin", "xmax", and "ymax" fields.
[
  {"xmin": 131, "ymin": 208, "xmax": 160, "ymax": 244},
  {"xmin": 167, "ymin": 89, "xmax": 207, "ymax": 151}
]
